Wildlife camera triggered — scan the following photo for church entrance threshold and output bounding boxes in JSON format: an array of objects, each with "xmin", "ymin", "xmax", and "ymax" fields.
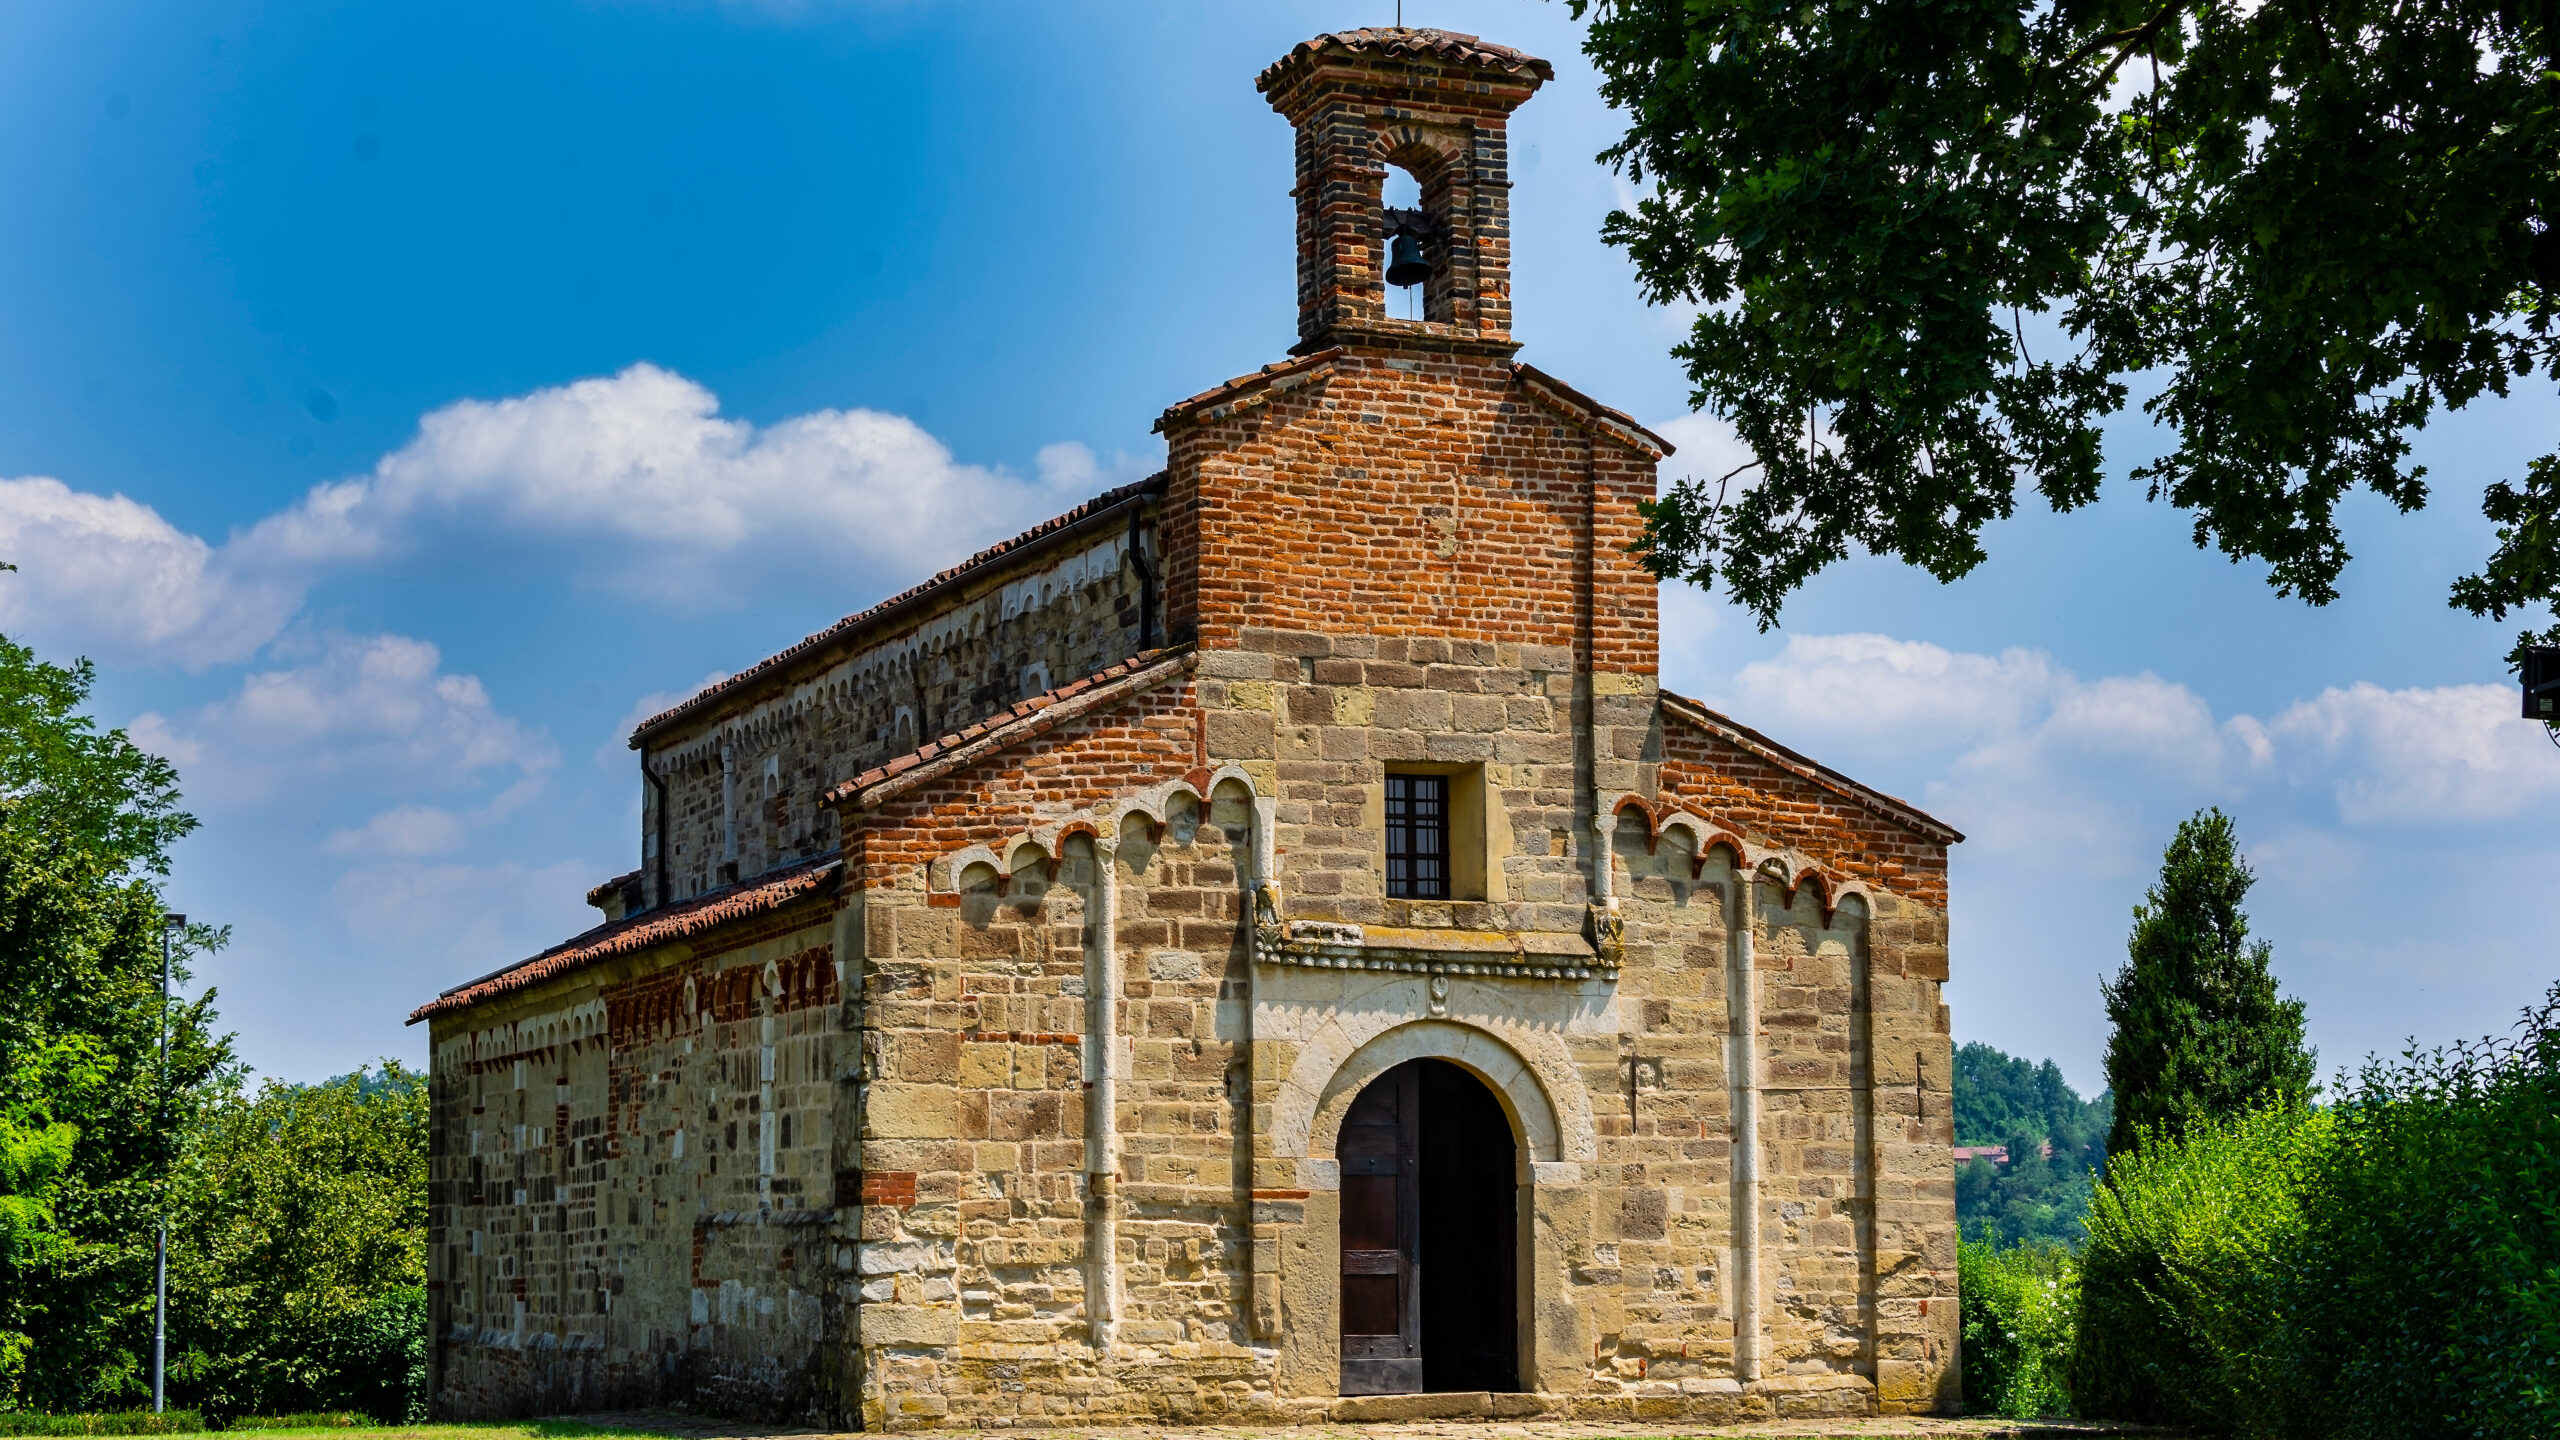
[{"xmin": 1337, "ymin": 1058, "xmax": 1519, "ymax": 1396}]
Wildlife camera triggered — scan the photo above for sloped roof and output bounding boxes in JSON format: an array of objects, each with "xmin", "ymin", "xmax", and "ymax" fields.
[
  {"xmin": 408, "ymin": 855, "xmax": 842, "ymax": 1024},
  {"xmin": 628, "ymin": 475, "xmax": 1166, "ymax": 747},
  {"xmin": 1514, "ymin": 363, "xmax": 1676, "ymax": 459},
  {"xmin": 1659, "ymin": 689, "xmax": 1963, "ymax": 845},
  {"xmin": 1257, "ymin": 28, "xmax": 1555, "ymax": 90},
  {"xmin": 827, "ymin": 647, "xmax": 1195, "ymax": 809}
]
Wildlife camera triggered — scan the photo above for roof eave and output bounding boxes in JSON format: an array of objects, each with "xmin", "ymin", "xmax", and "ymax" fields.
[
  {"xmin": 828, "ymin": 648, "xmax": 1197, "ymax": 811},
  {"xmin": 628, "ymin": 478, "xmax": 1166, "ymax": 749},
  {"xmin": 1658, "ymin": 690, "xmax": 1963, "ymax": 845}
]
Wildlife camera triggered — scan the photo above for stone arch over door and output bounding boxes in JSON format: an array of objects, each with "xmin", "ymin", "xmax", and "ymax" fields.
[
  {"xmin": 1306, "ymin": 1019, "xmax": 1562, "ymax": 1173},
  {"xmin": 1263, "ymin": 1016, "xmax": 1596, "ymax": 1400},
  {"xmin": 1270, "ymin": 1005, "xmax": 1601, "ymax": 1171}
]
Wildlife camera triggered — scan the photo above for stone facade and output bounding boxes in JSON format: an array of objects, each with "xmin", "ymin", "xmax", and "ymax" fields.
[{"xmin": 414, "ymin": 26, "xmax": 1962, "ymax": 1431}]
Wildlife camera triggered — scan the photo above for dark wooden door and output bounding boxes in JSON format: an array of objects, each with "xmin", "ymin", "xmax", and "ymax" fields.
[
  {"xmin": 1338, "ymin": 1062, "xmax": 1421, "ymax": 1395},
  {"xmin": 1420, "ymin": 1059, "xmax": 1519, "ymax": 1392}
]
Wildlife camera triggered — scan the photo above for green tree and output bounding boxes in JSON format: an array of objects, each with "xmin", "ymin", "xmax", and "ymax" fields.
[
  {"xmin": 2101, "ymin": 810, "xmax": 2313, "ymax": 1157},
  {"xmin": 169, "ymin": 1065, "xmax": 428, "ymax": 1424},
  {"xmin": 0, "ymin": 631, "xmax": 233, "ymax": 1410},
  {"xmin": 1954, "ymin": 1043, "xmax": 2113, "ymax": 1245},
  {"xmin": 1566, "ymin": 0, "xmax": 2560, "ymax": 679}
]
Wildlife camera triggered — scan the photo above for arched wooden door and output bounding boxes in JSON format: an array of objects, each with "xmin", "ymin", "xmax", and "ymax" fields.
[{"xmin": 1337, "ymin": 1058, "xmax": 1519, "ymax": 1396}]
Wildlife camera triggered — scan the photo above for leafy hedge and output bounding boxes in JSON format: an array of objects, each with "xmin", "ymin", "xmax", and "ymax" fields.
[
  {"xmin": 2279, "ymin": 986, "xmax": 2560, "ymax": 1437},
  {"xmin": 2071, "ymin": 981, "xmax": 2560, "ymax": 1438},
  {"xmin": 2074, "ymin": 1103, "xmax": 2329, "ymax": 1432},
  {"xmin": 1958, "ymin": 1234, "xmax": 2076, "ymax": 1417}
]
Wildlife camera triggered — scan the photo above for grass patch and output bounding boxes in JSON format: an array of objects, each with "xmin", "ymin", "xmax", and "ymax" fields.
[{"xmin": 0, "ymin": 1416, "xmax": 207, "ymax": 1437}]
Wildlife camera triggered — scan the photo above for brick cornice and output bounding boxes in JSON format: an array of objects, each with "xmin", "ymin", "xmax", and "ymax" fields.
[
  {"xmin": 408, "ymin": 854, "xmax": 842, "ymax": 1025},
  {"xmin": 1514, "ymin": 364, "xmax": 1675, "ymax": 460},
  {"xmin": 1153, "ymin": 351, "xmax": 1342, "ymax": 434},
  {"xmin": 827, "ymin": 647, "xmax": 1197, "ymax": 811},
  {"xmin": 1659, "ymin": 689, "xmax": 1963, "ymax": 845}
]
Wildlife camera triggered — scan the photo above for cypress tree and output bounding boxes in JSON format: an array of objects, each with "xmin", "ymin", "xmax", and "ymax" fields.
[{"xmin": 2101, "ymin": 809, "xmax": 2315, "ymax": 1157}]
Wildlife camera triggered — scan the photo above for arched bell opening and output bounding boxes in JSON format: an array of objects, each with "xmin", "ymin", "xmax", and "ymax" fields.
[
  {"xmin": 1377, "ymin": 150, "xmax": 1455, "ymax": 326},
  {"xmin": 1338, "ymin": 1057, "xmax": 1520, "ymax": 1396}
]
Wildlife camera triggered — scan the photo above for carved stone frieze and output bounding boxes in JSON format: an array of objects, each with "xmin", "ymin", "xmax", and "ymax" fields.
[{"xmin": 1251, "ymin": 919, "xmax": 1616, "ymax": 981}]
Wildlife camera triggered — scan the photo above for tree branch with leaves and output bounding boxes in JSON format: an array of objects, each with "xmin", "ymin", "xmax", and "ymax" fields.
[{"xmin": 1570, "ymin": 0, "xmax": 2560, "ymax": 684}]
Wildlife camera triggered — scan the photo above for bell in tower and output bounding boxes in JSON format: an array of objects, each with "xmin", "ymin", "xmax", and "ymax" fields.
[
  {"xmin": 1386, "ymin": 231, "xmax": 1429, "ymax": 290},
  {"xmin": 1256, "ymin": 28, "xmax": 1553, "ymax": 354}
]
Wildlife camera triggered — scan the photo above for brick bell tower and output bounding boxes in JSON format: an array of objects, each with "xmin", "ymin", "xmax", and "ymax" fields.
[
  {"xmin": 1156, "ymin": 26, "xmax": 1662, "ymax": 672},
  {"xmin": 1257, "ymin": 28, "xmax": 1552, "ymax": 353}
]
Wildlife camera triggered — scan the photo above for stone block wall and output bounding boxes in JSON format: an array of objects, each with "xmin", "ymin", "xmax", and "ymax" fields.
[
  {"xmin": 836, "ymin": 677, "xmax": 1265, "ymax": 1426},
  {"xmin": 639, "ymin": 512, "xmax": 1164, "ymax": 907},
  {"xmin": 426, "ymin": 898, "xmax": 851, "ymax": 1421}
]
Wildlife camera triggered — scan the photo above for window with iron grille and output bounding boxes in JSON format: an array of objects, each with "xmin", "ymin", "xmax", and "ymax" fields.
[{"xmin": 1385, "ymin": 773, "xmax": 1449, "ymax": 899}]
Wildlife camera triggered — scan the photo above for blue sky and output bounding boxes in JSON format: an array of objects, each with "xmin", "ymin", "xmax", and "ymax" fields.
[{"xmin": 5, "ymin": 0, "xmax": 2553, "ymax": 1093}]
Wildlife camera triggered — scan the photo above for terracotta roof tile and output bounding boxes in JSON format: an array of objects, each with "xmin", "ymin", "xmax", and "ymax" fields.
[
  {"xmin": 408, "ymin": 854, "xmax": 841, "ymax": 1024},
  {"xmin": 1659, "ymin": 690, "xmax": 1963, "ymax": 844},
  {"xmin": 1513, "ymin": 363, "xmax": 1676, "ymax": 458},
  {"xmin": 825, "ymin": 647, "xmax": 1192, "ymax": 808},
  {"xmin": 629, "ymin": 475, "xmax": 1166, "ymax": 746},
  {"xmin": 1257, "ymin": 28, "xmax": 1555, "ymax": 91},
  {"xmin": 1154, "ymin": 350, "xmax": 1341, "ymax": 433}
]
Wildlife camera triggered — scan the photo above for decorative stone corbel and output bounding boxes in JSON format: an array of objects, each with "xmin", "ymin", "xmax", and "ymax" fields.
[
  {"xmin": 1587, "ymin": 904, "xmax": 1625, "ymax": 969},
  {"xmin": 1588, "ymin": 794, "xmax": 1624, "ymax": 968}
]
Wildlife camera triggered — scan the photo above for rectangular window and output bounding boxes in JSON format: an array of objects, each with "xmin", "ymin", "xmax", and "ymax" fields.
[{"xmin": 1385, "ymin": 773, "xmax": 1450, "ymax": 899}]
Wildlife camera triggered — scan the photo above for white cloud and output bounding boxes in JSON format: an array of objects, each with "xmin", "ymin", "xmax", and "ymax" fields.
[
  {"xmin": 2269, "ymin": 681, "xmax": 2560, "ymax": 824},
  {"xmin": 325, "ymin": 805, "xmax": 468, "ymax": 858},
  {"xmin": 1730, "ymin": 633, "xmax": 2057, "ymax": 748},
  {"xmin": 328, "ymin": 858, "xmax": 593, "ymax": 954},
  {"xmin": 1647, "ymin": 412, "xmax": 1758, "ymax": 495},
  {"xmin": 5, "ymin": 367, "xmax": 1147, "ymax": 670},
  {"xmin": 598, "ymin": 669, "xmax": 730, "ymax": 765},
  {"xmin": 1714, "ymin": 632, "xmax": 2557, "ymax": 856},
  {"xmin": 0, "ymin": 476, "xmax": 301, "ymax": 667},
  {"xmin": 1032, "ymin": 440, "xmax": 1154, "ymax": 493},
  {"xmin": 132, "ymin": 631, "xmax": 555, "ymax": 805},
  {"xmin": 233, "ymin": 363, "xmax": 1117, "ymax": 602}
]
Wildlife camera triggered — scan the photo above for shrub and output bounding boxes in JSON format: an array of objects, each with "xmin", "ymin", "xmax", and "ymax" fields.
[
  {"xmin": 2278, "ymin": 987, "xmax": 2560, "ymax": 1439},
  {"xmin": 174, "ymin": 1290, "xmax": 423, "ymax": 1428},
  {"xmin": 222, "ymin": 1415, "xmax": 369, "ymax": 1430},
  {"xmin": 1958, "ymin": 1233, "xmax": 2076, "ymax": 1417},
  {"xmin": 0, "ymin": 1413, "xmax": 205, "ymax": 1436},
  {"xmin": 2073, "ymin": 1102, "xmax": 2330, "ymax": 1432},
  {"xmin": 168, "ymin": 1068, "xmax": 425, "ymax": 1426}
]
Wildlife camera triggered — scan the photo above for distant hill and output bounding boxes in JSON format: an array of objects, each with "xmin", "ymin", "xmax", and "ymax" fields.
[{"xmin": 1953, "ymin": 1042, "xmax": 2111, "ymax": 1247}]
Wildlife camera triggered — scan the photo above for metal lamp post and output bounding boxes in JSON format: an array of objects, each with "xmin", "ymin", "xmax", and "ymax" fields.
[{"xmin": 153, "ymin": 911, "xmax": 182, "ymax": 1414}]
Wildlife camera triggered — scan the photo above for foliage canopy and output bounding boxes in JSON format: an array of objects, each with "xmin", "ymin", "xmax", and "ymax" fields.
[
  {"xmin": 1570, "ymin": 0, "xmax": 2560, "ymax": 673},
  {"xmin": 1953, "ymin": 1043, "xmax": 2112, "ymax": 1246},
  {"xmin": 0, "ymin": 633, "xmax": 231, "ymax": 1409},
  {"xmin": 2101, "ymin": 809, "xmax": 2314, "ymax": 1157}
]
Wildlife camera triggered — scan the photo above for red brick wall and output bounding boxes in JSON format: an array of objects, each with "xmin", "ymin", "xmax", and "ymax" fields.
[
  {"xmin": 1657, "ymin": 717, "xmax": 1950, "ymax": 912},
  {"xmin": 842, "ymin": 680, "xmax": 1203, "ymax": 888},
  {"xmin": 1162, "ymin": 353, "xmax": 1657, "ymax": 675}
]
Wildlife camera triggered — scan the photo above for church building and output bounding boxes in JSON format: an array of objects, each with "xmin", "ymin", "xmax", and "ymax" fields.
[{"xmin": 412, "ymin": 27, "xmax": 1962, "ymax": 1429}]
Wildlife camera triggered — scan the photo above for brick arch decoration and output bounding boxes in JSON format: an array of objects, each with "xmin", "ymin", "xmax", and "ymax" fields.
[
  {"xmin": 1605, "ymin": 791, "xmax": 1881, "ymax": 929},
  {"xmin": 927, "ymin": 764, "xmax": 1261, "ymax": 893},
  {"xmin": 1371, "ymin": 123, "xmax": 1464, "ymax": 182},
  {"xmin": 1279, "ymin": 1015, "xmax": 1596, "ymax": 1167}
]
